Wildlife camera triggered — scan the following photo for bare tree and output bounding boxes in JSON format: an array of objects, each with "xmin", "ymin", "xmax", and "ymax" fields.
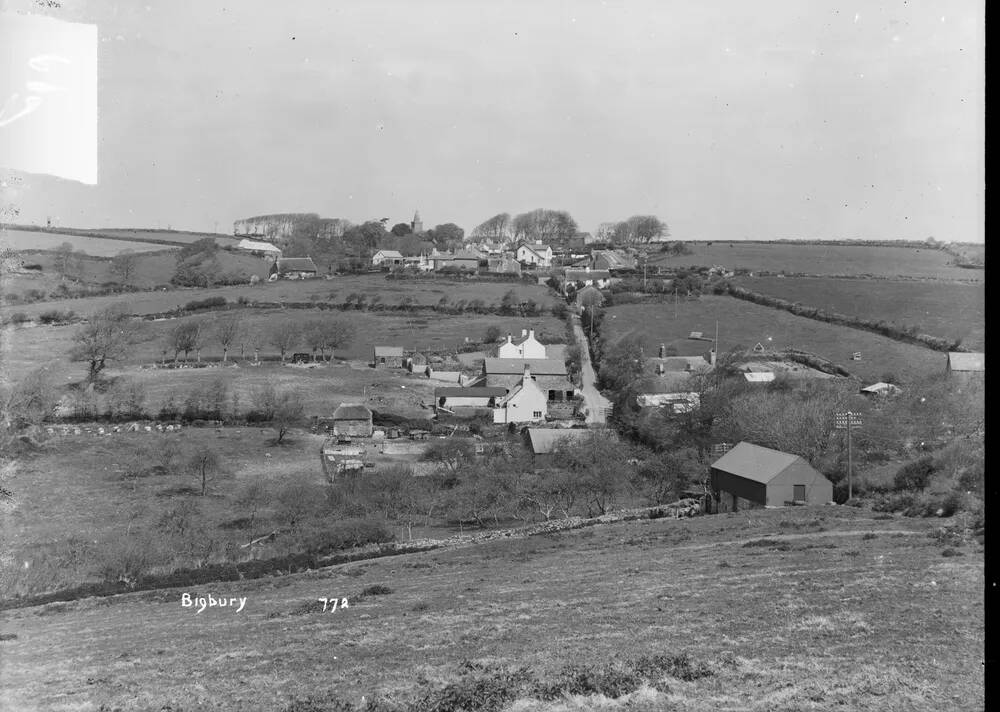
[
  {"xmin": 272, "ymin": 390, "xmax": 305, "ymax": 443},
  {"xmin": 470, "ymin": 213, "xmax": 512, "ymax": 243},
  {"xmin": 214, "ymin": 314, "xmax": 243, "ymax": 363},
  {"xmin": 186, "ymin": 445, "xmax": 221, "ymax": 496},
  {"xmin": 235, "ymin": 477, "xmax": 270, "ymax": 559},
  {"xmin": 0, "ymin": 366, "xmax": 59, "ymax": 434},
  {"xmin": 70, "ymin": 304, "xmax": 143, "ymax": 382},
  {"xmin": 169, "ymin": 320, "xmax": 203, "ymax": 363},
  {"xmin": 268, "ymin": 321, "xmax": 300, "ymax": 362},
  {"xmin": 109, "ymin": 250, "xmax": 139, "ymax": 286}
]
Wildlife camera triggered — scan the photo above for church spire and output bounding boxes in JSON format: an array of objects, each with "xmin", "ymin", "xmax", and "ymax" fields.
[{"xmin": 411, "ymin": 210, "xmax": 423, "ymax": 234}]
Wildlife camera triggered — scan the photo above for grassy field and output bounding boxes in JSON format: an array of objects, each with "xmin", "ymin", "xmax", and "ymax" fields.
[
  {"xmin": 0, "ymin": 229, "xmax": 175, "ymax": 256},
  {"xmin": 1, "ymin": 274, "xmax": 556, "ymax": 319},
  {"xmin": 732, "ymin": 277, "xmax": 986, "ymax": 351},
  {"xmin": 1, "ymin": 311, "xmax": 565, "ymax": 384},
  {"xmin": 601, "ymin": 296, "xmax": 947, "ymax": 383},
  {"xmin": 0, "ymin": 506, "xmax": 983, "ymax": 711},
  {"xmin": 650, "ymin": 242, "xmax": 983, "ymax": 282}
]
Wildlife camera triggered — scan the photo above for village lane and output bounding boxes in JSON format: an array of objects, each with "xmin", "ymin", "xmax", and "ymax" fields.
[{"xmin": 571, "ymin": 313, "xmax": 612, "ymax": 424}]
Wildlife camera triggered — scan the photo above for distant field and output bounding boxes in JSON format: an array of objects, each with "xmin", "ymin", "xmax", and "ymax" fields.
[
  {"xmin": 91, "ymin": 228, "xmax": 240, "ymax": 248},
  {"xmin": 0, "ymin": 507, "xmax": 982, "ymax": 711},
  {"xmin": 0, "ymin": 274, "xmax": 557, "ymax": 318},
  {"xmin": 0, "ymin": 229, "xmax": 175, "ymax": 256},
  {"xmin": 733, "ymin": 276, "xmax": 985, "ymax": 350},
  {"xmin": 0, "ymin": 310, "xmax": 565, "ymax": 384},
  {"xmin": 650, "ymin": 242, "xmax": 982, "ymax": 282},
  {"xmin": 602, "ymin": 296, "xmax": 947, "ymax": 383}
]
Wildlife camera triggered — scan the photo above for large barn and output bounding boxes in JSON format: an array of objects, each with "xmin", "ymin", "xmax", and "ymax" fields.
[
  {"xmin": 330, "ymin": 403, "xmax": 373, "ymax": 438},
  {"xmin": 710, "ymin": 442, "xmax": 832, "ymax": 511}
]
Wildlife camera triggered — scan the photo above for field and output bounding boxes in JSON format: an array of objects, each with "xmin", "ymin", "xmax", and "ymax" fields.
[
  {"xmin": 0, "ymin": 506, "xmax": 983, "ymax": 711},
  {"xmin": 1, "ymin": 274, "xmax": 556, "ymax": 319},
  {"xmin": 601, "ymin": 296, "xmax": 947, "ymax": 383},
  {"xmin": 732, "ymin": 276, "xmax": 986, "ymax": 351},
  {"xmin": 0, "ymin": 229, "xmax": 177, "ymax": 256},
  {"xmin": 650, "ymin": 242, "xmax": 983, "ymax": 282}
]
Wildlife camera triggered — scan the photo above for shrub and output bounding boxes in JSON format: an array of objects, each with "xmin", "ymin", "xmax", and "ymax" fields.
[
  {"xmin": 184, "ymin": 296, "xmax": 228, "ymax": 312},
  {"xmin": 6, "ymin": 312, "xmax": 29, "ymax": 325},
  {"xmin": 360, "ymin": 584, "xmax": 392, "ymax": 596},
  {"xmin": 893, "ymin": 456, "xmax": 936, "ymax": 492},
  {"xmin": 37, "ymin": 309, "xmax": 75, "ymax": 324}
]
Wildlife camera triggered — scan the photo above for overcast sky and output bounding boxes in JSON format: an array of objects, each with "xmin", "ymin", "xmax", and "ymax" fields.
[{"xmin": 3, "ymin": 0, "xmax": 984, "ymax": 241}]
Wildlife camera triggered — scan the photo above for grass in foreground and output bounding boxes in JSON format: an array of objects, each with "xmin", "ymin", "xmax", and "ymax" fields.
[{"xmin": 0, "ymin": 506, "xmax": 983, "ymax": 711}]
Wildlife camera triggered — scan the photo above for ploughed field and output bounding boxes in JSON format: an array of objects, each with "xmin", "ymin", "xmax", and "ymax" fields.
[
  {"xmin": 601, "ymin": 296, "xmax": 947, "ymax": 383},
  {"xmin": 0, "ymin": 273, "xmax": 556, "ymax": 319},
  {"xmin": 650, "ymin": 242, "xmax": 982, "ymax": 282},
  {"xmin": 0, "ymin": 506, "xmax": 983, "ymax": 711},
  {"xmin": 732, "ymin": 276, "xmax": 985, "ymax": 351}
]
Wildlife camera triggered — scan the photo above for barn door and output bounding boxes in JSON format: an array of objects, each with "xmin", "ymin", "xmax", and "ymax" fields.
[{"xmin": 793, "ymin": 485, "xmax": 806, "ymax": 502}]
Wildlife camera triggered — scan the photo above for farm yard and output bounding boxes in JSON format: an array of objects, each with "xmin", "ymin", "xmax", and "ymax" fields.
[
  {"xmin": 0, "ymin": 506, "xmax": 983, "ymax": 711},
  {"xmin": 600, "ymin": 296, "xmax": 948, "ymax": 383},
  {"xmin": 650, "ymin": 242, "xmax": 984, "ymax": 283},
  {"xmin": 732, "ymin": 276, "xmax": 986, "ymax": 351}
]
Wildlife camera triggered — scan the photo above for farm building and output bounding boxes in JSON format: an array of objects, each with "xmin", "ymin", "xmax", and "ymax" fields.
[
  {"xmin": 524, "ymin": 427, "xmax": 593, "ymax": 454},
  {"xmin": 373, "ymin": 346, "xmax": 405, "ymax": 368},
  {"xmin": 330, "ymin": 403, "xmax": 374, "ymax": 438},
  {"xmin": 516, "ymin": 242, "xmax": 553, "ymax": 267},
  {"xmin": 269, "ymin": 257, "xmax": 318, "ymax": 279},
  {"xmin": 448, "ymin": 249, "xmax": 485, "ymax": 271},
  {"xmin": 743, "ymin": 372, "xmax": 776, "ymax": 383},
  {"xmin": 404, "ymin": 352, "xmax": 428, "ymax": 372},
  {"xmin": 487, "ymin": 255, "xmax": 522, "ymax": 274},
  {"xmin": 482, "ymin": 358, "xmax": 575, "ymax": 401},
  {"xmin": 860, "ymin": 382, "xmax": 902, "ymax": 397},
  {"xmin": 435, "ymin": 387, "xmax": 507, "ymax": 413},
  {"xmin": 497, "ymin": 328, "xmax": 547, "ymax": 359},
  {"xmin": 590, "ymin": 249, "xmax": 636, "ymax": 271},
  {"xmin": 493, "ymin": 365, "xmax": 549, "ymax": 424},
  {"xmin": 947, "ymin": 352, "xmax": 984, "ymax": 373},
  {"xmin": 235, "ymin": 238, "xmax": 282, "ymax": 258},
  {"xmin": 564, "ymin": 268, "xmax": 612, "ymax": 290},
  {"xmin": 652, "ymin": 354, "xmax": 714, "ymax": 375},
  {"xmin": 710, "ymin": 442, "xmax": 833, "ymax": 512},
  {"xmin": 371, "ymin": 249, "xmax": 404, "ymax": 268}
]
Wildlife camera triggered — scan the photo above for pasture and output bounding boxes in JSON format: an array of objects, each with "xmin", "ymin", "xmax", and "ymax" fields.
[
  {"xmin": 0, "ymin": 506, "xmax": 982, "ymax": 711},
  {"xmin": 0, "ymin": 229, "xmax": 174, "ymax": 256},
  {"xmin": 650, "ymin": 242, "xmax": 983, "ymax": 282},
  {"xmin": 732, "ymin": 276, "xmax": 986, "ymax": 350},
  {"xmin": 0, "ymin": 273, "xmax": 557, "ymax": 319},
  {"xmin": 601, "ymin": 296, "xmax": 947, "ymax": 383}
]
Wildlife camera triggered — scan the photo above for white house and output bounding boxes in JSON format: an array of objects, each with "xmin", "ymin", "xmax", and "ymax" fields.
[
  {"xmin": 493, "ymin": 365, "xmax": 549, "ymax": 424},
  {"xmin": 372, "ymin": 249, "xmax": 404, "ymax": 268},
  {"xmin": 564, "ymin": 267, "xmax": 612, "ymax": 290},
  {"xmin": 498, "ymin": 328, "xmax": 547, "ymax": 359},
  {"xmin": 516, "ymin": 242, "xmax": 553, "ymax": 267}
]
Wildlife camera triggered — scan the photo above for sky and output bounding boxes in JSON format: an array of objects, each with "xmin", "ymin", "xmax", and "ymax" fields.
[{"xmin": 0, "ymin": 0, "xmax": 985, "ymax": 242}]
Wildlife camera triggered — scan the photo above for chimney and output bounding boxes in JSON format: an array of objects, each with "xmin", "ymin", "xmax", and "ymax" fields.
[
  {"xmin": 529, "ymin": 329, "xmax": 535, "ymax": 340},
  {"xmin": 521, "ymin": 329, "xmax": 528, "ymax": 337},
  {"xmin": 709, "ymin": 349, "xmax": 717, "ymax": 367},
  {"xmin": 523, "ymin": 363, "xmax": 531, "ymax": 380},
  {"xmin": 507, "ymin": 333, "xmax": 512, "ymax": 344}
]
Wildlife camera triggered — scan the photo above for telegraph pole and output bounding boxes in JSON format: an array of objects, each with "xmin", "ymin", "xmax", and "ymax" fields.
[{"xmin": 834, "ymin": 411, "xmax": 863, "ymax": 501}]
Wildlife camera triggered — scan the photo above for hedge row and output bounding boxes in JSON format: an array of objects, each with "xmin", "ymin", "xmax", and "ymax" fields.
[{"xmin": 723, "ymin": 284, "xmax": 963, "ymax": 352}]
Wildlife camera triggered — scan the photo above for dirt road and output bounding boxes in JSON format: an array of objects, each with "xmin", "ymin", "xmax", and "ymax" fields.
[{"xmin": 571, "ymin": 314, "xmax": 612, "ymax": 424}]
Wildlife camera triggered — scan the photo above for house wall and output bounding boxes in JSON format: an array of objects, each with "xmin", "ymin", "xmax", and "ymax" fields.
[
  {"xmin": 493, "ymin": 380, "xmax": 548, "ymax": 424},
  {"xmin": 519, "ymin": 339, "xmax": 546, "ymax": 359},
  {"xmin": 332, "ymin": 419, "xmax": 373, "ymax": 437},
  {"xmin": 497, "ymin": 342, "xmax": 522, "ymax": 359},
  {"xmin": 374, "ymin": 354, "xmax": 404, "ymax": 368},
  {"xmin": 766, "ymin": 461, "xmax": 833, "ymax": 505}
]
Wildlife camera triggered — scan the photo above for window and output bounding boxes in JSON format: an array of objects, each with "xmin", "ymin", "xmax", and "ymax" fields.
[
  {"xmin": 793, "ymin": 485, "xmax": 806, "ymax": 502},
  {"xmin": 533, "ymin": 411, "xmax": 543, "ymax": 418}
]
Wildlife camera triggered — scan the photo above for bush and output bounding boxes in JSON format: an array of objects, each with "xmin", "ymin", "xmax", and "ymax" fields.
[
  {"xmin": 893, "ymin": 456, "xmax": 936, "ymax": 492},
  {"xmin": 184, "ymin": 296, "xmax": 228, "ymax": 312},
  {"xmin": 37, "ymin": 309, "xmax": 76, "ymax": 324},
  {"xmin": 6, "ymin": 311, "xmax": 29, "ymax": 325}
]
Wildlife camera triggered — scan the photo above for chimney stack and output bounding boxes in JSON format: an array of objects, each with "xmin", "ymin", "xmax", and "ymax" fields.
[
  {"xmin": 507, "ymin": 333, "xmax": 512, "ymax": 344},
  {"xmin": 523, "ymin": 363, "xmax": 531, "ymax": 379},
  {"xmin": 529, "ymin": 329, "xmax": 535, "ymax": 340},
  {"xmin": 521, "ymin": 329, "xmax": 528, "ymax": 337}
]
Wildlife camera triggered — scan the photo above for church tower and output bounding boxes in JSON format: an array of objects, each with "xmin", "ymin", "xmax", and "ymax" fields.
[{"xmin": 411, "ymin": 210, "xmax": 423, "ymax": 234}]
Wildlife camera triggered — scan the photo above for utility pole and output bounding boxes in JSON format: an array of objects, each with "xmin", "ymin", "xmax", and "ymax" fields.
[{"xmin": 834, "ymin": 411, "xmax": 863, "ymax": 501}]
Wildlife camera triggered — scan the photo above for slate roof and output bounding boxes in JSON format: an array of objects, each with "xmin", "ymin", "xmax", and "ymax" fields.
[
  {"xmin": 565, "ymin": 269, "xmax": 611, "ymax": 282},
  {"xmin": 525, "ymin": 427, "xmax": 594, "ymax": 454},
  {"xmin": 711, "ymin": 442, "xmax": 805, "ymax": 484},
  {"xmin": 275, "ymin": 257, "xmax": 318, "ymax": 273},
  {"xmin": 237, "ymin": 239, "xmax": 281, "ymax": 252},
  {"xmin": 656, "ymin": 356, "xmax": 711, "ymax": 372},
  {"xmin": 434, "ymin": 387, "xmax": 508, "ymax": 398},
  {"xmin": 947, "ymin": 352, "xmax": 985, "ymax": 371},
  {"xmin": 483, "ymin": 358, "xmax": 567, "ymax": 376},
  {"xmin": 374, "ymin": 250, "xmax": 404, "ymax": 259},
  {"xmin": 331, "ymin": 403, "xmax": 373, "ymax": 421}
]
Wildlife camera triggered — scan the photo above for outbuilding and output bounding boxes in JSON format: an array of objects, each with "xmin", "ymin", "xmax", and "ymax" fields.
[
  {"xmin": 330, "ymin": 403, "xmax": 373, "ymax": 438},
  {"xmin": 710, "ymin": 441, "xmax": 832, "ymax": 511},
  {"xmin": 373, "ymin": 346, "xmax": 405, "ymax": 368}
]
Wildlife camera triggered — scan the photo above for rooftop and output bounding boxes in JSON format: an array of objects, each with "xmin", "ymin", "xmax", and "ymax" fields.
[
  {"xmin": 711, "ymin": 442, "xmax": 806, "ymax": 484},
  {"xmin": 275, "ymin": 257, "xmax": 318, "ymax": 272},
  {"xmin": 434, "ymin": 387, "xmax": 508, "ymax": 398},
  {"xmin": 526, "ymin": 427, "xmax": 595, "ymax": 454},
  {"xmin": 484, "ymin": 358, "xmax": 567, "ymax": 375},
  {"xmin": 374, "ymin": 346, "xmax": 405, "ymax": 357},
  {"xmin": 331, "ymin": 403, "xmax": 373, "ymax": 421}
]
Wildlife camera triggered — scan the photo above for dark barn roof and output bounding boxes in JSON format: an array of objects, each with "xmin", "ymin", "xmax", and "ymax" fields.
[
  {"xmin": 435, "ymin": 387, "xmax": 508, "ymax": 398},
  {"xmin": 484, "ymin": 358, "xmax": 567, "ymax": 376}
]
